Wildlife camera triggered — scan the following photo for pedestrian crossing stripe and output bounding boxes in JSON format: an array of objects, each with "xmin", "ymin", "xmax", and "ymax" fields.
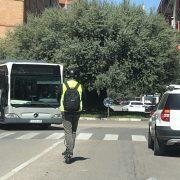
[
  {"xmin": 103, "ymin": 134, "xmax": 119, "ymax": 141},
  {"xmin": 16, "ymin": 132, "xmax": 39, "ymax": 140},
  {"xmin": 45, "ymin": 133, "xmax": 64, "ymax": 140},
  {"xmin": 76, "ymin": 133, "xmax": 93, "ymax": 140},
  {"xmin": 0, "ymin": 132, "xmax": 15, "ymax": 139},
  {"xmin": 0, "ymin": 131, "xmax": 147, "ymax": 141},
  {"xmin": 131, "ymin": 135, "xmax": 147, "ymax": 142}
]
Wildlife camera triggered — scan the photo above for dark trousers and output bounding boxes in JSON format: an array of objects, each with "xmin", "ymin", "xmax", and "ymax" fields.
[{"xmin": 62, "ymin": 112, "xmax": 80, "ymax": 155}]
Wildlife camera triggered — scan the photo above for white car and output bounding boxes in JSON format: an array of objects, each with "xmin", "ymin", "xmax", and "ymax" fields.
[
  {"xmin": 122, "ymin": 101, "xmax": 145, "ymax": 112},
  {"xmin": 148, "ymin": 86, "xmax": 180, "ymax": 155}
]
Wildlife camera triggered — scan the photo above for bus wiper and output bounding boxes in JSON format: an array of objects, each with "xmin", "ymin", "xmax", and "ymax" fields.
[
  {"xmin": 26, "ymin": 102, "xmax": 58, "ymax": 108},
  {"xmin": 13, "ymin": 103, "xmax": 58, "ymax": 108}
]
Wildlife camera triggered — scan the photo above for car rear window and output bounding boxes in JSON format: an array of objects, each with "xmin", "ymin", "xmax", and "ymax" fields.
[
  {"xmin": 165, "ymin": 94, "xmax": 180, "ymax": 110},
  {"xmin": 158, "ymin": 94, "xmax": 168, "ymax": 110},
  {"xmin": 121, "ymin": 101, "xmax": 129, "ymax": 105},
  {"xmin": 131, "ymin": 102, "xmax": 143, "ymax": 105}
]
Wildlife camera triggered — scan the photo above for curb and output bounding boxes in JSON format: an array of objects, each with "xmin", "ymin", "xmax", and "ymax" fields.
[{"xmin": 80, "ymin": 117, "xmax": 149, "ymax": 122}]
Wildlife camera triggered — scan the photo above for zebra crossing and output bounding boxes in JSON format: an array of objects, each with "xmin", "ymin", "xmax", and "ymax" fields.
[{"xmin": 0, "ymin": 131, "xmax": 147, "ymax": 142}]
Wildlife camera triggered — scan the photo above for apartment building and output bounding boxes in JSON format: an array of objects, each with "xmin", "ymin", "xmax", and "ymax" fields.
[
  {"xmin": 158, "ymin": 0, "xmax": 180, "ymax": 50},
  {"xmin": 158, "ymin": 0, "xmax": 180, "ymax": 30},
  {"xmin": 0, "ymin": 0, "xmax": 72, "ymax": 38}
]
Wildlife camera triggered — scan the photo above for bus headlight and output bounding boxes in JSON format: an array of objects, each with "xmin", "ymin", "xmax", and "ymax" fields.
[
  {"xmin": 5, "ymin": 113, "xmax": 19, "ymax": 118},
  {"xmin": 52, "ymin": 114, "xmax": 62, "ymax": 118}
]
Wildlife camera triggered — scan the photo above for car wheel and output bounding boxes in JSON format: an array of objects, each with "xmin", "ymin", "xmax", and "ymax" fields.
[
  {"xmin": 154, "ymin": 133, "xmax": 165, "ymax": 156},
  {"xmin": 148, "ymin": 128, "xmax": 154, "ymax": 149}
]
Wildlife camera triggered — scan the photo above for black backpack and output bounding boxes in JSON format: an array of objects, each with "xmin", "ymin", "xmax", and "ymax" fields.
[{"xmin": 63, "ymin": 82, "xmax": 80, "ymax": 112}]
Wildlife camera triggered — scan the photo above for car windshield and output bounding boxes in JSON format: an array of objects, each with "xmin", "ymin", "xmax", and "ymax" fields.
[
  {"xmin": 121, "ymin": 101, "xmax": 129, "ymax": 105},
  {"xmin": 144, "ymin": 103, "xmax": 152, "ymax": 105},
  {"xmin": 131, "ymin": 102, "xmax": 143, "ymax": 105},
  {"xmin": 10, "ymin": 65, "xmax": 61, "ymax": 107}
]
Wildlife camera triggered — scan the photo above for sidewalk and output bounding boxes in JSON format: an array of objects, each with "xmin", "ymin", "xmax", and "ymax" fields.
[{"xmin": 80, "ymin": 117, "xmax": 149, "ymax": 122}]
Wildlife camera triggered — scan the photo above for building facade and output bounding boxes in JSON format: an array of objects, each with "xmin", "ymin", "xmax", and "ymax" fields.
[
  {"xmin": 158, "ymin": 0, "xmax": 180, "ymax": 50},
  {"xmin": 158, "ymin": 0, "xmax": 180, "ymax": 31},
  {"xmin": 0, "ymin": 0, "xmax": 72, "ymax": 38}
]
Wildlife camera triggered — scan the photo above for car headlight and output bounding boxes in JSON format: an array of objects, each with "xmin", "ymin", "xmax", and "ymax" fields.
[
  {"xmin": 5, "ymin": 113, "xmax": 19, "ymax": 118},
  {"xmin": 52, "ymin": 114, "xmax": 62, "ymax": 118}
]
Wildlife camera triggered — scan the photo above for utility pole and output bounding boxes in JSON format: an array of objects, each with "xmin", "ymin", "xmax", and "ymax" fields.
[
  {"xmin": 142, "ymin": 0, "xmax": 146, "ymax": 10},
  {"xmin": 123, "ymin": 0, "xmax": 130, "ymax": 5}
]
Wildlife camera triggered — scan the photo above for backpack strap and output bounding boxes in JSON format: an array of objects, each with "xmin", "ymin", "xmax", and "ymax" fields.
[
  {"xmin": 64, "ymin": 82, "xmax": 70, "ymax": 89},
  {"xmin": 64, "ymin": 81, "xmax": 80, "ymax": 90},
  {"xmin": 74, "ymin": 82, "xmax": 80, "ymax": 90}
]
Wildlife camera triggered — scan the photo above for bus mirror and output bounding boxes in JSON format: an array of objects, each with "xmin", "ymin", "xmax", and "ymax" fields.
[{"xmin": 0, "ymin": 89, "xmax": 2, "ymax": 107}]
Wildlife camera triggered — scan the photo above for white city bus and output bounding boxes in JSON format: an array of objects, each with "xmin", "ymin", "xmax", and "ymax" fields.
[{"xmin": 0, "ymin": 61, "xmax": 63, "ymax": 128}]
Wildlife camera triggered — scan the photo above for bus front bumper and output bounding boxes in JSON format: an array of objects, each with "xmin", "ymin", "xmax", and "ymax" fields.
[{"xmin": 2, "ymin": 117, "xmax": 63, "ymax": 124}]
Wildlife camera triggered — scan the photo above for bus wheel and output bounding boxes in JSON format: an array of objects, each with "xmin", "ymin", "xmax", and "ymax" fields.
[{"xmin": 41, "ymin": 124, "xmax": 51, "ymax": 129}]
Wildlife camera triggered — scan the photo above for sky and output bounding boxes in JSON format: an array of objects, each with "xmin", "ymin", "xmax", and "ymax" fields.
[{"xmin": 116, "ymin": 0, "xmax": 161, "ymax": 11}]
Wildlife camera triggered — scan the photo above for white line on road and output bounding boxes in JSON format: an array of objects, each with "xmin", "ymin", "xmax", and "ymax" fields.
[
  {"xmin": 45, "ymin": 133, "xmax": 64, "ymax": 139},
  {"xmin": 103, "ymin": 134, "xmax": 119, "ymax": 141},
  {"xmin": 76, "ymin": 133, "xmax": 92, "ymax": 140},
  {"xmin": 132, "ymin": 135, "xmax": 147, "ymax": 142},
  {"xmin": 16, "ymin": 132, "xmax": 39, "ymax": 139},
  {"xmin": 0, "ymin": 132, "xmax": 15, "ymax": 139},
  {"xmin": 146, "ymin": 177, "xmax": 158, "ymax": 180},
  {"xmin": 0, "ymin": 140, "xmax": 64, "ymax": 180}
]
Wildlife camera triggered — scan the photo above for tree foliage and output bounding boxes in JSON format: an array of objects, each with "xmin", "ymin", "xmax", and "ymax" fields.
[{"xmin": 0, "ymin": 0, "xmax": 179, "ymax": 100}]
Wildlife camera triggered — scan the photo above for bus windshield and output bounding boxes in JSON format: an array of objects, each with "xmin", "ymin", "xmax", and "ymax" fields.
[{"xmin": 10, "ymin": 64, "xmax": 61, "ymax": 107}]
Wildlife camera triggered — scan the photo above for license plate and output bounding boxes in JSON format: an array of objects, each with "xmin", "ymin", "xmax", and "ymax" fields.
[{"xmin": 30, "ymin": 120, "xmax": 42, "ymax": 123}]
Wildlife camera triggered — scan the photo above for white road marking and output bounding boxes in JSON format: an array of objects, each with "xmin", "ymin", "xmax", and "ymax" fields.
[
  {"xmin": 76, "ymin": 133, "xmax": 92, "ymax": 140},
  {"xmin": 0, "ymin": 140, "xmax": 64, "ymax": 180},
  {"xmin": 103, "ymin": 134, "xmax": 119, "ymax": 141},
  {"xmin": 132, "ymin": 135, "xmax": 147, "ymax": 142},
  {"xmin": 45, "ymin": 133, "xmax": 64, "ymax": 139},
  {"xmin": 16, "ymin": 132, "xmax": 39, "ymax": 139},
  {"xmin": 146, "ymin": 177, "xmax": 158, "ymax": 180},
  {"xmin": 0, "ymin": 132, "xmax": 15, "ymax": 139}
]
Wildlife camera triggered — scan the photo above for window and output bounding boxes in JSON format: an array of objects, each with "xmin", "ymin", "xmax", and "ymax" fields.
[
  {"xmin": 131, "ymin": 102, "xmax": 143, "ymax": 105},
  {"xmin": 10, "ymin": 65, "xmax": 61, "ymax": 107},
  {"xmin": 165, "ymin": 94, "xmax": 180, "ymax": 110},
  {"xmin": 0, "ymin": 66, "xmax": 8, "ymax": 107},
  {"xmin": 157, "ymin": 94, "xmax": 169, "ymax": 110}
]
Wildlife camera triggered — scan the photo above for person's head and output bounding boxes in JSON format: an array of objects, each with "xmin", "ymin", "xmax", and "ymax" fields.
[{"xmin": 68, "ymin": 69, "xmax": 75, "ymax": 79}]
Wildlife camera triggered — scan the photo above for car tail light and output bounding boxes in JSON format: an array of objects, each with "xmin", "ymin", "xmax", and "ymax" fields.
[{"xmin": 161, "ymin": 107, "xmax": 170, "ymax": 122}]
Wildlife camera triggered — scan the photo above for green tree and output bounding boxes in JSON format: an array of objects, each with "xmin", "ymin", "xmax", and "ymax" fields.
[{"xmin": 0, "ymin": 0, "xmax": 179, "ymax": 101}]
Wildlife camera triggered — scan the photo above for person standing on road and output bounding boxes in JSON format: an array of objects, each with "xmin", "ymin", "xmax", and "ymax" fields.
[{"xmin": 60, "ymin": 69, "xmax": 83, "ymax": 164}]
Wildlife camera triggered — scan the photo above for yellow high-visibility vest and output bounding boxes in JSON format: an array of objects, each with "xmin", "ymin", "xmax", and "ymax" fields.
[{"xmin": 60, "ymin": 79, "xmax": 83, "ymax": 112}]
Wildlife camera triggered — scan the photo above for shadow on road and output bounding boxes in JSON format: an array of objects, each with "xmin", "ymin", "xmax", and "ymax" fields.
[
  {"xmin": 70, "ymin": 156, "xmax": 90, "ymax": 164},
  {"xmin": 149, "ymin": 146, "xmax": 180, "ymax": 158},
  {"xmin": 164, "ymin": 147, "xmax": 180, "ymax": 157},
  {"xmin": 0, "ymin": 124, "xmax": 64, "ymax": 131}
]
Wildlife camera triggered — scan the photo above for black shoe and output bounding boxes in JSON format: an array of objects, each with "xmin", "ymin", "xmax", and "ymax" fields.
[
  {"xmin": 62, "ymin": 149, "xmax": 67, "ymax": 156},
  {"xmin": 64, "ymin": 154, "xmax": 72, "ymax": 164},
  {"xmin": 62, "ymin": 149, "xmax": 73, "ymax": 156}
]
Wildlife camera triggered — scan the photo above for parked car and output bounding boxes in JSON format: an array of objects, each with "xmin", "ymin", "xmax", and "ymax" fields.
[
  {"xmin": 148, "ymin": 87, "xmax": 180, "ymax": 156},
  {"xmin": 144, "ymin": 103, "xmax": 157, "ymax": 112},
  {"xmin": 122, "ymin": 101, "xmax": 145, "ymax": 112}
]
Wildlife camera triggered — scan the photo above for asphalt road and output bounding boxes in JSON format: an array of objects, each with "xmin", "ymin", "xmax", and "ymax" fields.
[{"xmin": 0, "ymin": 120, "xmax": 180, "ymax": 180}]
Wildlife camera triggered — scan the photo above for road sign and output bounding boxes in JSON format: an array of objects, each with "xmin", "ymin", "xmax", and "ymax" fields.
[{"xmin": 103, "ymin": 97, "xmax": 113, "ymax": 108}]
